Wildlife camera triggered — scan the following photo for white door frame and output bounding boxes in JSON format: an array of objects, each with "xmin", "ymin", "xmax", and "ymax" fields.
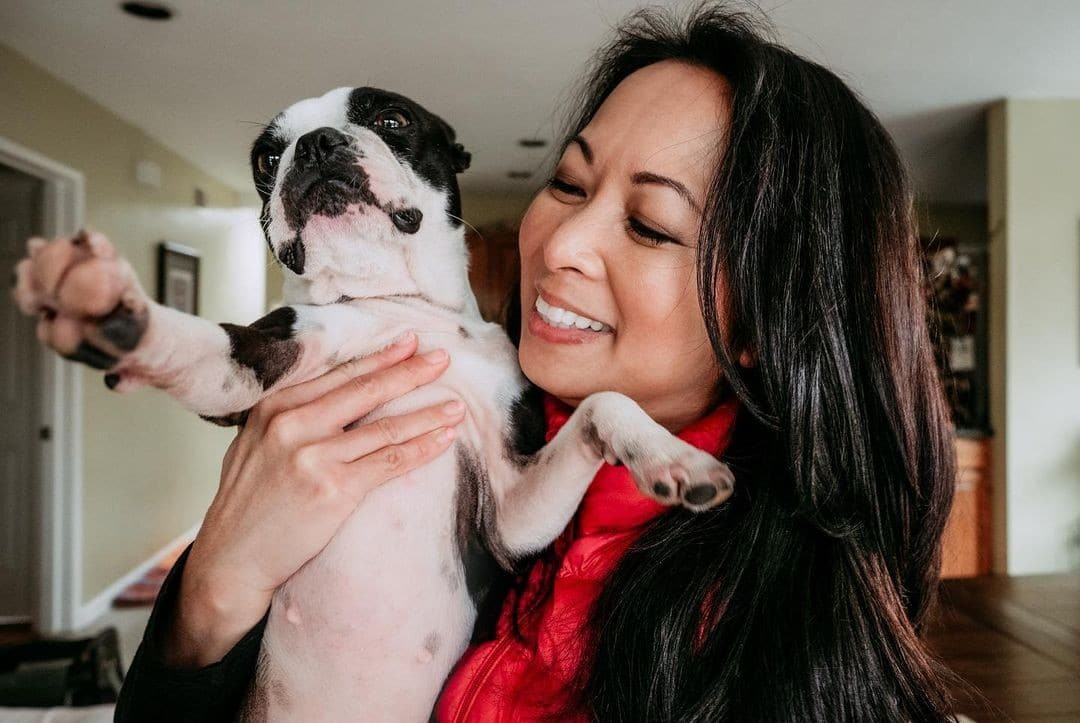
[{"xmin": 0, "ymin": 135, "xmax": 84, "ymax": 635}]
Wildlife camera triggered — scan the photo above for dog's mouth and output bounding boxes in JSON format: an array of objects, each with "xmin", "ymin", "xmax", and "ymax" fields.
[
  {"xmin": 280, "ymin": 157, "xmax": 375, "ymax": 228},
  {"xmin": 296, "ymin": 174, "xmax": 361, "ymax": 201},
  {"xmin": 286, "ymin": 172, "xmax": 365, "ymax": 212}
]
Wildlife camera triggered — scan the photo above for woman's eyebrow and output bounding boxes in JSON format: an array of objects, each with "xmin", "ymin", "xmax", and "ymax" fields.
[
  {"xmin": 631, "ymin": 171, "xmax": 701, "ymax": 213},
  {"xmin": 567, "ymin": 135, "xmax": 700, "ymax": 212},
  {"xmin": 568, "ymin": 135, "xmax": 594, "ymax": 163}
]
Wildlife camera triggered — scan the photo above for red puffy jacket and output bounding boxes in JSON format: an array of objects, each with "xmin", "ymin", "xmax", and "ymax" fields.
[{"xmin": 436, "ymin": 394, "xmax": 739, "ymax": 722}]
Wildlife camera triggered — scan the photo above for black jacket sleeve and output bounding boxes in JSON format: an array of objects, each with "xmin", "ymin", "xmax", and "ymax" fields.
[{"xmin": 114, "ymin": 545, "xmax": 268, "ymax": 722}]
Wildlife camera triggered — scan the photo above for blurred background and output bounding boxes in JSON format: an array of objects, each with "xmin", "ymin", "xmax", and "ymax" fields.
[{"xmin": 0, "ymin": 1, "xmax": 1077, "ymax": 720}]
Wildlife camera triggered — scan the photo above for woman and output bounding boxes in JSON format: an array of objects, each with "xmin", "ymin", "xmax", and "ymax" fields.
[{"xmin": 117, "ymin": 5, "xmax": 956, "ymax": 721}]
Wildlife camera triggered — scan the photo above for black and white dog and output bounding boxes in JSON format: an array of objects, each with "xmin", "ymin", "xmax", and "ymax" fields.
[{"xmin": 13, "ymin": 87, "xmax": 734, "ymax": 721}]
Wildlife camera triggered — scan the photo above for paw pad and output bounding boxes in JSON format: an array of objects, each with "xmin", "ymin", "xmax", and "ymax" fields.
[
  {"xmin": 683, "ymin": 484, "xmax": 718, "ymax": 507},
  {"xmin": 98, "ymin": 302, "xmax": 147, "ymax": 351}
]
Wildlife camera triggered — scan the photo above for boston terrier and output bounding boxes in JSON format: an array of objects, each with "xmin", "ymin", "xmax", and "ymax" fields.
[{"xmin": 12, "ymin": 87, "xmax": 735, "ymax": 722}]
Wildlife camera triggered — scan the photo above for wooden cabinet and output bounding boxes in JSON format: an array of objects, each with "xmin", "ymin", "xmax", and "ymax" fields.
[
  {"xmin": 941, "ymin": 437, "xmax": 992, "ymax": 577},
  {"xmin": 466, "ymin": 226, "xmax": 520, "ymax": 324}
]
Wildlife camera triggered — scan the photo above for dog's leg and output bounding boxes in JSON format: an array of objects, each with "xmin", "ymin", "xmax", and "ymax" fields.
[
  {"xmin": 125, "ymin": 301, "xmax": 402, "ymax": 423},
  {"xmin": 12, "ymin": 231, "xmax": 401, "ymax": 421},
  {"xmin": 488, "ymin": 390, "xmax": 735, "ymax": 559}
]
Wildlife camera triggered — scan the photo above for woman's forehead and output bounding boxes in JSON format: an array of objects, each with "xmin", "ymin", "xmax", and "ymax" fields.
[{"xmin": 578, "ymin": 60, "xmax": 730, "ymax": 182}]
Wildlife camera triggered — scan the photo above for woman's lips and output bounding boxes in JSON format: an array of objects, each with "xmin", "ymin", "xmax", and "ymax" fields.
[{"xmin": 526, "ymin": 308, "xmax": 612, "ymax": 345}]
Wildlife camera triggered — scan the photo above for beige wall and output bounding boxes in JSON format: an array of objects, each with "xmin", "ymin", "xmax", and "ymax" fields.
[
  {"xmin": 987, "ymin": 99, "xmax": 1080, "ymax": 574},
  {"xmin": 919, "ymin": 202, "xmax": 987, "ymax": 247},
  {"xmin": 0, "ymin": 44, "xmax": 266, "ymax": 603}
]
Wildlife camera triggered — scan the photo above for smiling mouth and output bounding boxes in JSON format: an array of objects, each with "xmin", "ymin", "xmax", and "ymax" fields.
[{"xmin": 534, "ymin": 295, "xmax": 612, "ymax": 332}]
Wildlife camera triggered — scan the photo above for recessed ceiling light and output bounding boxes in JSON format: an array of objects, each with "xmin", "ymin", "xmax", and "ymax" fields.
[
  {"xmin": 507, "ymin": 170, "xmax": 533, "ymax": 180},
  {"xmin": 518, "ymin": 138, "xmax": 547, "ymax": 148},
  {"xmin": 120, "ymin": 2, "xmax": 174, "ymax": 20}
]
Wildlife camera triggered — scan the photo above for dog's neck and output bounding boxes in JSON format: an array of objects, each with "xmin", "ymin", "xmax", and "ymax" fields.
[{"xmin": 280, "ymin": 223, "xmax": 480, "ymax": 319}]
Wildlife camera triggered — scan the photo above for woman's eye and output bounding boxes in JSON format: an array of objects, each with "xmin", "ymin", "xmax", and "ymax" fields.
[
  {"xmin": 627, "ymin": 217, "xmax": 678, "ymax": 246},
  {"xmin": 257, "ymin": 151, "xmax": 281, "ymax": 176},
  {"xmin": 374, "ymin": 110, "xmax": 411, "ymax": 130},
  {"xmin": 546, "ymin": 177, "xmax": 585, "ymax": 198}
]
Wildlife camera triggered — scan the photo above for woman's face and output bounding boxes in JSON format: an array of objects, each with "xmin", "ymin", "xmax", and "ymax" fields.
[{"xmin": 518, "ymin": 60, "xmax": 731, "ymax": 430}]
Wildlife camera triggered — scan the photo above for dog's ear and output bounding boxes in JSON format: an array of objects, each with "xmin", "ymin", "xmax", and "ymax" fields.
[
  {"xmin": 451, "ymin": 143, "xmax": 472, "ymax": 174},
  {"xmin": 434, "ymin": 115, "xmax": 471, "ymax": 174}
]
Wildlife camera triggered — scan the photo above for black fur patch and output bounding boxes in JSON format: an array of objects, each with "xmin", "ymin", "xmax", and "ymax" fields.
[
  {"xmin": 506, "ymin": 383, "xmax": 547, "ymax": 460},
  {"xmin": 280, "ymin": 144, "xmax": 376, "ymax": 235},
  {"xmin": 277, "ymin": 236, "xmax": 305, "ymax": 275},
  {"xmin": 98, "ymin": 302, "xmax": 147, "ymax": 351},
  {"xmin": 345, "ymin": 87, "xmax": 467, "ymax": 227},
  {"xmin": 64, "ymin": 341, "xmax": 116, "ymax": 370},
  {"xmin": 220, "ymin": 306, "xmax": 301, "ymax": 390},
  {"xmin": 453, "ymin": 446, "xmax": 513, "ymax": 606}
]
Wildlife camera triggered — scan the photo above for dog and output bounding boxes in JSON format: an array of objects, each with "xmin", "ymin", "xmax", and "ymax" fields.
[{"xmin": 12, "ymin": 86, "xmax": 735, "ymax": 721}]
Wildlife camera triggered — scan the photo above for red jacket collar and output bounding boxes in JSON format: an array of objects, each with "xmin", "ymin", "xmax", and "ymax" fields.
[{"xmin": 542, "ymin": 393, "xmax": 739, "ymax": 536}]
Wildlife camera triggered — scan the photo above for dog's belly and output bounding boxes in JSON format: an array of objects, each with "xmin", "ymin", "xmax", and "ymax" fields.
[{"xmin": 253, "ymin": 451, "xmax": 475, "ymax": 722}]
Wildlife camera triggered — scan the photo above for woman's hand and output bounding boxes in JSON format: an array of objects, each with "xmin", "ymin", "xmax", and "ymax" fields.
[{"xmin": 164, "ymin": 333, "xmax": 465, "ymax": 668}]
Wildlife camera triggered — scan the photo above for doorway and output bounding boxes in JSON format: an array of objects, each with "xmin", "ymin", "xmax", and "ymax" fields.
[
  {"xmin": 0, "ymin": 136, "xmax": 83, "ymax": 634},
  {"xmin": 0, "ymin": 164, "xmax": 45, "ymax": 623}
]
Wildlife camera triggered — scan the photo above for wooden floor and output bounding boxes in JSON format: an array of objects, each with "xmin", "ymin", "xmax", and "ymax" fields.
[
  {"xmin": 926, "ymin": 573, "xmax": 1080, "ymax": 722},
  {"xmin": 3, "ymin": 574, "xmax": 1078, "ymax": 720}
]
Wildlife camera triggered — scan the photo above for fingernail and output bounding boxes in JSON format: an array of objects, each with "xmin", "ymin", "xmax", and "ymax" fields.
[
  {"xmin": 422, "ymin": 349, "xmax": 448, "ymax": 365},
  {"xmin": 436, "ymin": 427, "xmax": 455, "ymax": 443},
  {"xmin": 391, "ymin": 332, "xmax": 416, "ymax": 348},
  {"xmin": 442, "ymin": 400, "xmax": 464, "ymax": 416}
]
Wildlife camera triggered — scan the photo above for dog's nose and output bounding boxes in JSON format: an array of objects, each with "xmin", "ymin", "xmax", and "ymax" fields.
[{"xmin": 294, "ymin": 127, "xmax": 349, "ymax": 166}]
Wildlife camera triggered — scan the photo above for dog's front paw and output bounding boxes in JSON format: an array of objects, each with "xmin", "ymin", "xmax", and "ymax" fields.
[
  {"xmin": 12, "ymin": 230, "xmax": 150, "ymax": 374},
  {"xmin": 600, "ymin": 425, "xmax": 734, "ymax": 510},
  {"xmin": 614, "ymin": 432, "xmax": 735, "ymax": 512}
]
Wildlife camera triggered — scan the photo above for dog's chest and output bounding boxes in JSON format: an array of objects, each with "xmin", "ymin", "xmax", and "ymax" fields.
[{"xmin": 249, "ymin": 304, "xmax": 525, "ymax": 721}]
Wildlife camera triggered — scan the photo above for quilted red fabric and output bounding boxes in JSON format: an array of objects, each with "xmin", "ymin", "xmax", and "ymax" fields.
[{"xmin": 436, "ymin": 394, "xmax": 739, "ymax": 722}]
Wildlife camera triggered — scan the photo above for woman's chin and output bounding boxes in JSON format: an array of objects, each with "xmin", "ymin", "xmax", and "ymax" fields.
[{"xmin": 518, "ymin": 337, "xmax": 605, "ymax": 407}]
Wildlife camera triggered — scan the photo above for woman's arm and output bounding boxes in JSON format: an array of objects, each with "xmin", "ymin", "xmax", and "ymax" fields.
[
  {"xmin": 114, "ymin": 545, "xmax": 267, "ymax": 722},
  {"xmin": 115, "ymin": 334, "xmax": 465, "ymax": 720}
]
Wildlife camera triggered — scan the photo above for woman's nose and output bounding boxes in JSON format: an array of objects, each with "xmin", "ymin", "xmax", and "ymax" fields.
[{"xmin": 541, "ymin": 204, "xmax": 607, "ymax": 278}]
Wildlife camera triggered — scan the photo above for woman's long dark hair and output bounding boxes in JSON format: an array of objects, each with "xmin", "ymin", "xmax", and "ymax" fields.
[{"xmin": 522, "ymin": 5, "xmax": 957, "ymax": 721}]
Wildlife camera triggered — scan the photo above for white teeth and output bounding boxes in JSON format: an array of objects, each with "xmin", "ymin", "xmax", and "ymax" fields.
[{"xmin": 534, "ymin": 295, "xmax": 610, "ymax": 332}]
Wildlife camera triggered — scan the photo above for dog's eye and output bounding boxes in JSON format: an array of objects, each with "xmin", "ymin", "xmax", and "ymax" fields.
[
  {"xmin": 256, "ymin": 151, "xmax": 281, "ymax": 176},
  {"xmin": 374, "ymin": 110, "xmax": 411, "ymax": 130}
]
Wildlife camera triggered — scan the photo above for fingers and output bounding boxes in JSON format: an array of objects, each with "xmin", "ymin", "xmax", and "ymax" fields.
[
  {"xmin": 323, "ymin": 399, "xmax": 466, "ymax": 463},
  {"xmin": 249, "ymin": 333, "xmax": 419, "ymax": 424},
  {"xmin": 281, "ymin": 346, "xmax": 452, "ymax": 437},
  {"xmin": 343, "ymin": 426, "xmax": 457, "ymax": 497}
]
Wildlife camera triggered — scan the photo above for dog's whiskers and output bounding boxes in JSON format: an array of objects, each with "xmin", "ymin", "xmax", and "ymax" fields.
[{"xmin": 447, "ymin": 214, "xmax": 485, "ymax": 243}]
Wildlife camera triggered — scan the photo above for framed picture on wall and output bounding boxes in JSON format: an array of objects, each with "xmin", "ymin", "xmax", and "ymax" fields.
[{"xmin": 157, "ymin": 241, "xmax": 201, "ymax": 316}]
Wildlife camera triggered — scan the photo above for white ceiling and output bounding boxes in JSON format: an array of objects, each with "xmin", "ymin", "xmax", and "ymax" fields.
[{"xmin": 1, "ymin": 1, "xmax": 1079, "ymax": 204}]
